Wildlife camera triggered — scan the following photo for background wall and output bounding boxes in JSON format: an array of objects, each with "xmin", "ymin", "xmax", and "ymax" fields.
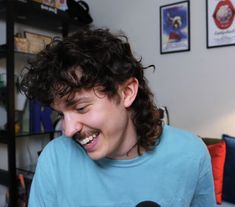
[
  {"xmin": 85, "ymin": 0, "xmax": 235, "ymax": 138},
  {"xmin": 1, "ymin": 0, "xmax": 235, "ymax": 169}
]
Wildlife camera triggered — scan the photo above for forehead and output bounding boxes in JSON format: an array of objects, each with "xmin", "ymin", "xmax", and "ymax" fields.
[
  {"xmin": 51, "ymin": 86, "xmax": 121, "ymax": 111},
  {"xmin": 52, "ymin": 89, "xmax": 98, "ymax": 109}
]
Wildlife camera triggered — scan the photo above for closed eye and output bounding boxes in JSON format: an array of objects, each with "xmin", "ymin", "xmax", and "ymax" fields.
[{"xmin": 76, "ymin": 105, "xmax": 90, "ymax": 114}]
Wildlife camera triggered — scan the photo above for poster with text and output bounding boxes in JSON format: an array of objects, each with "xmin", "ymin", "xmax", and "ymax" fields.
[
  {"xmin": 207, "ymin": 0, "xmax": 235, "ymax": 48},
  {"xmin": 160, "ymin": 1, "xmax": 190, "ymax": 54}
]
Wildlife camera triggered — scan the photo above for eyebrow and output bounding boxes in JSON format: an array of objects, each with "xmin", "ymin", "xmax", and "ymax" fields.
[{"xmin": 65, "ymin": 96, "xmax": 92, "ymax": 108}]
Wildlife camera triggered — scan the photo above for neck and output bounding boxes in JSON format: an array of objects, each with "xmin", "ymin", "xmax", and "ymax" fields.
[
  {"xmin": 107, "ymin": 113, "xmax": 145, "ymax": 160},
  {"xmin": 108, "ymin": 142, "xmax": 145, "ymax": 160}
]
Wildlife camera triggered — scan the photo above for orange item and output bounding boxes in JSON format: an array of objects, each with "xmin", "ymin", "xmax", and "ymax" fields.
[{"xmin": 207, "ymin": 140, "xmax": 226, "ymax": 204}]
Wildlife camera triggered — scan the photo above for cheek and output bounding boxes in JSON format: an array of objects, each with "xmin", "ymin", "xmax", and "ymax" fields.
[
  {"xmin": 85, "ymin": 104, "xmax": 126, "ymax": 132},
  {"xmin": 85, "ymin": 109, "xmax": 117, "ymax": 129},
  {"xmin": 83, "ymin": 104, "xmax": 110, "ymax": 128},
  {"xmin": 85, "ymin": 112, "xmax": 103, "ymax": 127}
]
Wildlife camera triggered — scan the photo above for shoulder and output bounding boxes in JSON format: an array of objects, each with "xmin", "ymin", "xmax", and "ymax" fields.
[
  {"xmin": 158, "ymin": 125, "xmax": 208, "ymax": 159},
  {"xmin": 42, "ymin": 135, "xmax": 80, "ymax": 152},
  {"xmin": 162, "ymin": 125, "xmax": 205, "ymax": 148},
  {"xmin": 156, "ymin": 125, "xmax": 212, "ymax": 176},
  {"xmin": 38, "ymin": 136, "xmax": 86, "ymax": 164}
]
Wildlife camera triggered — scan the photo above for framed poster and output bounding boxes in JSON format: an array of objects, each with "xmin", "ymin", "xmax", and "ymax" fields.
[
  {"xmin": 206, "ymin": 0, "xmax": 235, "ymax": 48},
  {"xmin": 160, "ymin": 1, "xmax": 190, "ymax": 54}
]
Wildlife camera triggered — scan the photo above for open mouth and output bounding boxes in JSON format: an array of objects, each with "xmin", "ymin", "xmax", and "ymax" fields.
[
  {"xmin": 74, "ymin": 131, "xmax": 99, "ymax": 146},
  {"xmin": 79, "ymin": 132, "xmax": 99, "ymax": 145}
]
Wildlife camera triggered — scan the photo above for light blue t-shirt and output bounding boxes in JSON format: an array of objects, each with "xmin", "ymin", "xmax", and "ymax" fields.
[{"xmin": 29, "ymin": 125, "xmax": 216, "ymax": 207}]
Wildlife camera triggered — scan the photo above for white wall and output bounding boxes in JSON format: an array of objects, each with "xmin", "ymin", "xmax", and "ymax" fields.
[
  {"xmin": 85, "ymin": 0, "xmax": 235, "ymax": 138},
  {"xmin": 1, "ymin": 0, "xmax": 235, "ymax": 140}
]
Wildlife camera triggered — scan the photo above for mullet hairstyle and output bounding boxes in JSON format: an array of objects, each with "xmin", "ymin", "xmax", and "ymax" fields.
[{"xmin": 19, "ymin": 28, "xmax": 163, "ymax": 153}]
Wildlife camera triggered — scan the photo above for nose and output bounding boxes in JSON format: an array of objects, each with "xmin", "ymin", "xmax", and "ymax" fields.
[{"xmin": 62, "ymin": 113, "xmax": 83, "ymax": 137}]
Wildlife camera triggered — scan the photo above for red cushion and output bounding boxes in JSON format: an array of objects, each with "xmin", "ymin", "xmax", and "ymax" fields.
[{"xmin": 207, "ymin": 140, "xmax": 226, "ymax": 204}]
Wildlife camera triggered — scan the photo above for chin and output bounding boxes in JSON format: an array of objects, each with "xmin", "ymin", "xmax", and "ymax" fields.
[{"xmin": 87, "ymin": 151, "xmax": 106, "ymax": 160}]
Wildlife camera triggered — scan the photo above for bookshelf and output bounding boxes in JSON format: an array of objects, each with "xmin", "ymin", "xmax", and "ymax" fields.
[{"xmin": 0, "ymin": 0, "xmax": 91, "ymax": 205}]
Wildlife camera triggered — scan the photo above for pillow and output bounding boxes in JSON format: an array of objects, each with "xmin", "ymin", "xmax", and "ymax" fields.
[
  {"xmin": 207, "ymin": 140, "xmax": 226, "ymax": 204},
  {"xmin": 222, "ymin": 134, "xmax": 235, "ymax": 204}
]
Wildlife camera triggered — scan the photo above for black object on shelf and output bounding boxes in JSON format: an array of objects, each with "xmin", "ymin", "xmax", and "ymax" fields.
[
  {"xmin": 0, "ymin": 130, "xmax": 8, "ymax": 144},
  {"xmin": 0, "ymin": 44, "xmax": 7, "ymax": 58},
  {"xmin": 0, "ymin": 86, "xmax": 7, "ymax": 107},
  {"xmin": 0, "ymin": 169, "xmax": 9, "ymax": 186},
  {"xmin": 67, "ymin": 0, "xmax": 93, "ymax": 25},
  {"xmin": 0, "ymin": 0, "xmax": 91, "ymax": 33}
]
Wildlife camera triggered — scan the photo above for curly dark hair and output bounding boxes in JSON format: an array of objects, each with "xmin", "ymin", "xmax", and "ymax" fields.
[{"xmin": 19, "ymin": 28, "xmax": 163, "ymax": 152}]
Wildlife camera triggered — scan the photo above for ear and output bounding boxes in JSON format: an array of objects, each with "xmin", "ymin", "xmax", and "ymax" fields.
[{"xmin": 120, "ymin": 78, "xmax": 139, "ymax": 108}]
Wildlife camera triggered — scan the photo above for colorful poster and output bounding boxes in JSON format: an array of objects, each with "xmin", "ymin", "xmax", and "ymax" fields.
[
  {"xmin": 160, "ymin": 1, "xmax": 190, "ymax": 54},
  {"xmin": 207, "ymin": 0, "xmax": 235, "ymax": 48}
]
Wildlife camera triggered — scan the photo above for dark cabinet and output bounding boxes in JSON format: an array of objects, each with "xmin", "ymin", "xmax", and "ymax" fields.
[{"xmin": 0, "ymin": 1, "xmax": 91, "ymax": 205}]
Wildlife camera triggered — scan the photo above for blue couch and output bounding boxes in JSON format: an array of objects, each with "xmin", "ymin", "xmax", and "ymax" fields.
[{"xmin": 219, "ymin": 201, "xmax": 235, "ymax": 207}]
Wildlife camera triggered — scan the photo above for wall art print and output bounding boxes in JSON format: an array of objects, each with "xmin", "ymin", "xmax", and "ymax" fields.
[
  {"xmin": 207, "ymin": 0, "xmax": 235, "ymax": 48},
  {"xmin": 160, "ymin": 1, "xmax": 190, "ymax": 54}
]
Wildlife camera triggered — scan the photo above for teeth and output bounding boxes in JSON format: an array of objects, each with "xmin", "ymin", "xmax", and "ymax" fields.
[
  {"xmin": 79, "ymin": 133, "xmax": 98, "ymax": 145},
  {"xmin": 80, "ymin": 138, "xmax": 89, "ymax": 145}
]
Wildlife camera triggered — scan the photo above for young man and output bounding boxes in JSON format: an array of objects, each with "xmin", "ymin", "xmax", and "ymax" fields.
[{"xmin": 19, "ymin": 28, "xmax": 216, "ymax": 207}]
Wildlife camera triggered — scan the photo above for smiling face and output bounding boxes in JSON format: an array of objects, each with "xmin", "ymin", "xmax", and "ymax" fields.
[{"xmin": 52, "ymin": 78, "xmax": 140, "ymax": 160}]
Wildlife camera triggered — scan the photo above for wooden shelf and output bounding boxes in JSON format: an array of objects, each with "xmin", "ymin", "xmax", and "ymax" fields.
[
  {"xmin": 16, "ymin": 130, "xmax": 61, "ymax": 138},
  {"xmin": 0, "ymin": 130, "xmax": 61, "ymax": 141},
  {"xmin": 17, "ymin": 164, "xmax": 36, "ymax": 175},
  {"xmin": 0, "ymin": 44, "xmax": 37, "ymax": 59}
]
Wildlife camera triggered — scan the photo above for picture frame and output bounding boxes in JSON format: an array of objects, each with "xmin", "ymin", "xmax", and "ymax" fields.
[
  {"xmin": 160, "ymin": 1, "xmax": 190, "ymax": 54},
  {"xmin": 24, "ymin": 31, "xmax": 52, "ymax": 54},
  {"xmin": 206, "ymin": 0, "xmax": 235, "ymax": 48}
]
